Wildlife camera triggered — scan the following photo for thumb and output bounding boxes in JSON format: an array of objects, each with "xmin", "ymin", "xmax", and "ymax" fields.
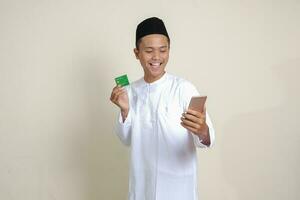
[{"xmin": 202, "ymin": 105, "xmax": 206, "ymax": 114}]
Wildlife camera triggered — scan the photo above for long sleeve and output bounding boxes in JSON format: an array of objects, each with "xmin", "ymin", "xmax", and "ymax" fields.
[
  {"xmin": 115, "ymin": 109, "xmax": 132, "ymax": 146},
  {"xmin": 192, "ymin": 111, "xmax": 215, "ymax": 148}
]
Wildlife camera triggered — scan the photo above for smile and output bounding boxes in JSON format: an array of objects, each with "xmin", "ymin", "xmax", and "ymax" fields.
[{"xmin": 149, "ymin": 62, "xmax": 162, "ymax": 68}]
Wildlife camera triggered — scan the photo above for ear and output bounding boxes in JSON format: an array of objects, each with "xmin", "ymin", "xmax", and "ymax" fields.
[{"xmin": 133, "ymin": 48, "xmax": 139, "ymax": 60}]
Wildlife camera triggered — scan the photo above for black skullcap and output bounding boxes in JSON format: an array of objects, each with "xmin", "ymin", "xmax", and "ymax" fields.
[{"xmin": 136, "ymin": 17, "xmax": 170, "ymax": 48}]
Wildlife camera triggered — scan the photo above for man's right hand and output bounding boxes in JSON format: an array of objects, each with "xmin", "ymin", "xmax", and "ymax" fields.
[{"xmin": 110, "ymin": 86, "xmax": 129, "ymax": 122}]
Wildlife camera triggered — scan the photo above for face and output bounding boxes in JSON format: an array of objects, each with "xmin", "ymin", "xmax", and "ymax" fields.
[{"xmin": 134, "ymin": 34, "xmax": 170, "ymax": 83}]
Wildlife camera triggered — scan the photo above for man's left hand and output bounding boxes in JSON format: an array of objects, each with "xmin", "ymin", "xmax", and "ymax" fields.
[{"xmin": 180, "ymin": 108, "xmax": 210, "ymax": 145}]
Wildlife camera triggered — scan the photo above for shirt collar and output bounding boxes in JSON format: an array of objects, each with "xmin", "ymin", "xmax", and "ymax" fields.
[{"xmin": 141, "ymin": 72, "xmax": 168, "ymax": 87}]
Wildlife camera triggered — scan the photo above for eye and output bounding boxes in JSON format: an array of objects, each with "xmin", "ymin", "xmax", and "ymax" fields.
[{"xmin": 160, "ymin": 48, "xmax": 167, "ymax": 53}]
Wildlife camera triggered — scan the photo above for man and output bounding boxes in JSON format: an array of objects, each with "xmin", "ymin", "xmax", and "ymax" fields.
[{"xmin": 110, "ymin": 17, "xmax": 215, "ymax": 200}]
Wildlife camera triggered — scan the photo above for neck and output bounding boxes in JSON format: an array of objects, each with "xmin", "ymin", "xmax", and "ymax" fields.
[{"xmin": 144, "ymin": 72, "xmax": 166, "ymax": 83}]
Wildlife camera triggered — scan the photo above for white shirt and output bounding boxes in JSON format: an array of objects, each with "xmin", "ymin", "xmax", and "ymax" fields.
[{"xmin": 116, "ymin": 73, "xmax": 215, "ymax": 200}]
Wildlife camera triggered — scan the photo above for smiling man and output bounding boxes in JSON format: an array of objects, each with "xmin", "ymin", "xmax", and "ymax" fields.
[{"xmin": 110, "ymin": 17, "xmax": 215, "ymax": 200}]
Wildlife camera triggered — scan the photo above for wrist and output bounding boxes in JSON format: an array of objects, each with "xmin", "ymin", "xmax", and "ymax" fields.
[
  {"xmin": 121, "ymin": 108, "xmax": 129, "ymax": 114},
  {"xmin": 197, "ymin": 124, "xmax": 210, "ymax": 145},
  {"xmin": 121, "ymin": 108, "xmax": 129, "ymax": 122},
  {"xmin": 197, "ymin": 123, "xmax": 209, "ymax": 138}
]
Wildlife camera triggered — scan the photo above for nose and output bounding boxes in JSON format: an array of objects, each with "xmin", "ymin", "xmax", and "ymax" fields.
[{"xmin": 152, "ymin": 50, "xmax": 160, "ymax": 60}]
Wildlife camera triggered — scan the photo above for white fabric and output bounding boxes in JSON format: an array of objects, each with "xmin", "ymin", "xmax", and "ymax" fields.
[{"xmin": 116, "ymin": 73, "xmax": 215, "ymax": 200}]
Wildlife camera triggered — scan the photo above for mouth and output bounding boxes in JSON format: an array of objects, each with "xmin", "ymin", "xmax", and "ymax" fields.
[{"xmin": 149, "ymin": 62, "xmax": 162, "ymax": 69}]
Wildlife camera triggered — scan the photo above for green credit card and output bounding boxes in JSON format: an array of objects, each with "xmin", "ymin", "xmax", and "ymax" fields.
[{"xmin": 115, "ymin": 74, "xmax": 129, "ymax": 86}]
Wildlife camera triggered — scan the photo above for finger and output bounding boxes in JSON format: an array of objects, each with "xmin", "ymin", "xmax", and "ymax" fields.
[
  {"xmin": 181, "ymin": 122, "xmax": 198, "ymax": 134},
  {"xmin": 203, "ymin": 105, "xmax": 206, "ymax": 114},
  {"xmin": 110, "ymin": 87, "xmax": 125, "ymax": 100},
  {"xmin": 198, "ymin": 107, "xmax": 206, "ymax": 120},
  {"xmin": 110, "ymin": 88, "xmax": 123, "ymax": 102},
  {"xmin": 182, "ymin": 112, "xmax": 200, "ymax": 123},
  {"xmin": 186, "ymin": 109, "xmax": 202, "ymax": 117},
  {"xmin": 183, "ymin": 111, "xmax": 206, "ymax": 124},
  {"xmin": 181, "ymin": 117, "xmax": 201, "ymax": 129},
  {"xmin": 110, "ymin": 87, "xmax": 119, "ymax": 100},
  {"xmin": 115, "ymin": 87, "xmax": 126, "ymax": 96},
  {"xmin": 112, "ymin": 85, "xmax": 124, "ymax": 94},
  {"xmin": 110, "ymin": 89, "xmax": 119, "ymax": 102},
  {"xmin": 111, "ymin": 89, "xmax": 126, "ymax": 102},
  {"xmin": 199, "ymin": 112, "xmax": 206, "ymax": 121}
]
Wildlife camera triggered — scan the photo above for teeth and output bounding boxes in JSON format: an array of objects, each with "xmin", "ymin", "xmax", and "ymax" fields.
[{"xmin": 150, "ymin": 63, "xmax": 160, "ymax": 66}]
